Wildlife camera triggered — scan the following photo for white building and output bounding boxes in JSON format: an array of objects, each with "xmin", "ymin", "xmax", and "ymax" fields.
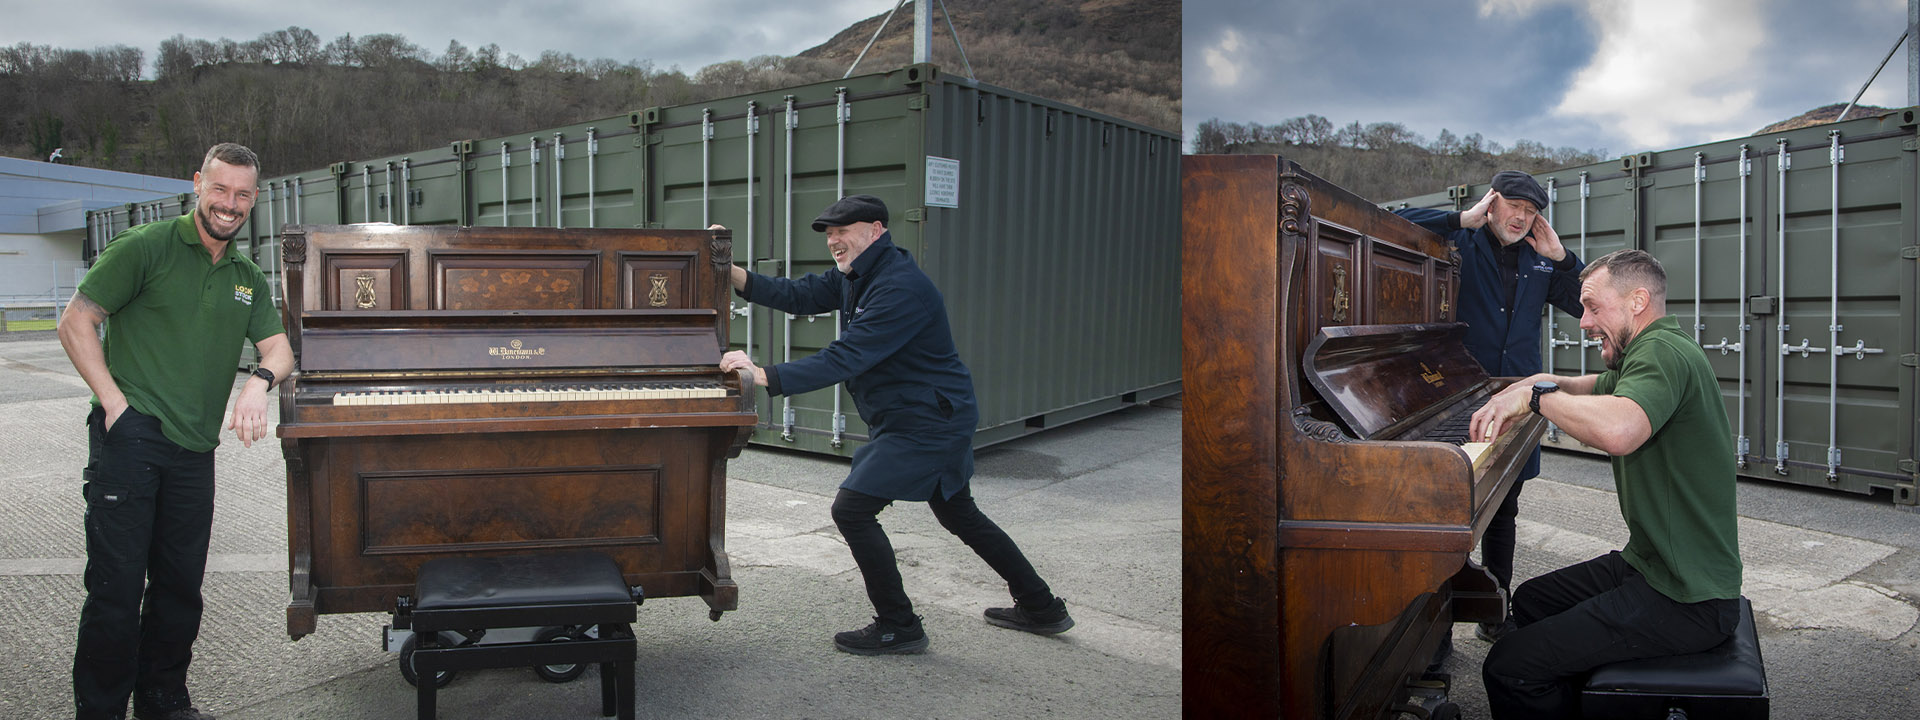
[{"xmin": 0, "ymin": 157, "xmax": 191, "ymax": 321}]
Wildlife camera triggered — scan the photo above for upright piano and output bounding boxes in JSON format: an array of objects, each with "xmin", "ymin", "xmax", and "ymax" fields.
[
  {"xmin": 1182, "ymin": 156, "xmax": 1548, "ymax": 717},
  {"xmin": 275, "ymin": 224, "xmax": 755, "ymax": 639}
]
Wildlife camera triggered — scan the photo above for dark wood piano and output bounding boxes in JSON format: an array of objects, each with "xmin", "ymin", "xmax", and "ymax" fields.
[
  {"xmin": 1182, "ymin": 155, "xmax": 1549, "ymax": 718},
  {"xmin": 274, "ymin": 224, "xmax": 755, "ymax": 639}
]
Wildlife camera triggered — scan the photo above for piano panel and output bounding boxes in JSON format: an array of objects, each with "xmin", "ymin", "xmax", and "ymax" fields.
[
  {"xmin": 321, "ymin": 253, "xmax": 406, "ymax": 311},
  {"xmin": 619, "ymin": 253, "xmax": 699, "ymax": 309},
  {"xmin": 1371, "ymin": 243, "xmax": 1433, "ymax": 325},
  {"xmin": 430, "ymin": 251, "xmax": 601, "ymax": 310},
  {"xmin": 359, "ymin": 463, "xmax": 665, "ymax": 555}
]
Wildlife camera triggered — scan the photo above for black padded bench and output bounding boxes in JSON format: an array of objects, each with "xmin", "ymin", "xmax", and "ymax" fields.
[
  {"xmin": 1582, "ymin": 597, "xmax": 1769, "ymax": 719},
  {"xmin": 396, "ymin": 551, "xmax": 644, "ymax": 720}
]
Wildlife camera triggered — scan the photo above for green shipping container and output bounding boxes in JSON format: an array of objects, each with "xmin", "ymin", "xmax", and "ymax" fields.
[
  {"xmin": 95, "ymin": 64, "xmax": 1182, "ymax": 457},
  {"xmin": 1387, "ymin": 109, "xmax": 1920, "ymax": 505}
]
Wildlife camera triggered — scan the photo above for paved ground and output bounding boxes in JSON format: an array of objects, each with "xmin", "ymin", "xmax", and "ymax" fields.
[{"xmin": 1, "ymin": 331, "xmax": 1917, "ymax": 718}]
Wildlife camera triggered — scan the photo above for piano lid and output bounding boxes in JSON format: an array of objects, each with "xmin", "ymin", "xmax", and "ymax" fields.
[{"xmin": 1301, "ymin": 322, "xmax": 1489, "ymax": 440}]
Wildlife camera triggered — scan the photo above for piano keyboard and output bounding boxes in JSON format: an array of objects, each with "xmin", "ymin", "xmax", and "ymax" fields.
[{"xmin": 331, "ymin": 381, "xmax": 726, "ymax": 406}]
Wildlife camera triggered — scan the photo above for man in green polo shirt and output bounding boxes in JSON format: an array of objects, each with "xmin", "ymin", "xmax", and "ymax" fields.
[
  {"xmin": 1466, "ymin": 249, "xmax": 1743, "ymax": 718},
  {"xmin": 57, "ymin": 143, "xmax": 292, "ymax": 720}
]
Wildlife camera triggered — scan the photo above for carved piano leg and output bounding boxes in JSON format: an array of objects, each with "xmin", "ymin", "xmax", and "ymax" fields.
[
  {"xmin": 282, "ymin": 436, "xmax": 318, "ymax": 640},
  {"xmin": 1448, "ymin": 559, "xmax": 1507, "ymax": 625},
  {"xmin": 702, "ymin": 452, "xmax": 738, "ymax": 620}
]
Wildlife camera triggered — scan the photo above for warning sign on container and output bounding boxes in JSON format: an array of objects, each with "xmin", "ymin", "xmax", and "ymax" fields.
[{"xmin": 925, "ymin": 156, "xmax": 960, "ymax": 208}]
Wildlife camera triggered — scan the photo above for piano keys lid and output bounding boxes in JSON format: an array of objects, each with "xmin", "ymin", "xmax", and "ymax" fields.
[
  {"xmin": 1301, "ymin": 322, "xmax": 1490, "ymax": 440},
  {"xmin": 295, "ymin": 309, "xmax": 723, "ymax": 373}
]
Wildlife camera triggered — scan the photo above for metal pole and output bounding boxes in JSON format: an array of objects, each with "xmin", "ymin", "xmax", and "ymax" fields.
[
  {"xmin": 363, "ymin": 166, "xmax": 372, "ymax": 223},
  {"xmin": 587, "ymin": 127, "xmax": 598, "ymax": 228},
  {"xmin": 1776, "ymin": 138, "xmax": 1792, "ymax": 475},
  {"xmin": 1693, "ymin": 152, "xmax": 1705, "ymax": 342},
  {"xmin": 500, "ymin": 141, "xmax": 511, "ymax": 227},
  {"xmin": 914, "ymin": 0, "xmax": 930, "ymax": 64},
  {"xmin": 1826, "ymin": 131, "xmax": 1844, "ymax": 480},
  {"xmin": 1839, "ymin": 27, "xmax": 1909, "ymax": 122},
  {"xmin": 294, "ymin": 177, "xmax": 303, "ymax": 224},
  {"xmin": 832, "ymin": 87, "xmax": 850, "ymax": 449},
  {"xmin": 845, "ymin": 0, "xmax": 907, "ymax": 78},
  {"xmin": 1544, "ymin": 178, "xmax": 1563, "ymax": 443},
  {"xmin": 1737, "ymin": 145, "xmax": 1752, "ymax": 466},
  {"xmin": 1579, "ymin": 171, "xmax": 1595, "ymax": 374},
  {"xmin": 554, "ymin": 132, "xmax": 565, "ymax": 228},
  {"xmin": 529, "ymin": 137, "xmax": 541, "ymax": 228},
  {"xmin": 782, "ymin": 96, "xmax": 797, "ymax": 442},
  {"xmin": 702, "ymin": 110, "xmax": 712, "ymax": 228},
  {"xmin": 401, "ymin": 159, "xmax": 411, "ymax": 225},
  {"xmin": 746, "ymin": 102, "xmax": 760, "ymax": 368},
  {"xmin": 384, "ymin": 162, "xmax": 395, "ymax": 224}
]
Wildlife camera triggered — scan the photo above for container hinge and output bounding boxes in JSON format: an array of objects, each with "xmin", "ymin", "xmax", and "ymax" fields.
[
  {"xmin": 1900, "ymin": 353, "xmax": 1919, "ymax": 367},
  {"xmin": 1904, "ymin": 137, "xmax": 1918, "ymax": 152},
  {"xmin": 1899, "ymin": 459, "xmax": 1919, "ymax": 475},
  {"xmin": 1902, "ymin": 246, "xmax": 1920, "ymax": 259},
  {"xmin": 908, "ymin": 94, "xmax": 929, "ymax": 111},
  {"xmin": 905, "ymin": 208, "xmax": 925, "ymax": 222}
]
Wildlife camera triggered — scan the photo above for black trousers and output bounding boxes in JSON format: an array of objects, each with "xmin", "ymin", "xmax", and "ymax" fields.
[
  {"xmin": 73, "ymin": 407, "xmax": 216, "ymax": 720},
  {"xmin": 1482, "ymin": 551, "xmax": 1738, "ymax": 719},
  {"xmin": 1481, "ymin": 477, "xmax": 1525, "ymax": 594},
  {"xmin": 830, "ymin": 485, "xmax": 1051, "ymax": 627}
]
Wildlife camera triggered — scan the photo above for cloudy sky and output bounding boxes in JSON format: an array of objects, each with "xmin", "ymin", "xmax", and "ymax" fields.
[
  {"xmin": 1185, "ymin": 0, "xmax": 1910, "ymax": 156},
  {"xmin": 5, "ymin": 0, "xmax": 900, "ymax": 76}
]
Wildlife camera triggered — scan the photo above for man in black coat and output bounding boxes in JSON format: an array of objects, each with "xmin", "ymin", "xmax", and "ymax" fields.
[
  {"xmin": 1394, "ymin": 171, "xmax": 1585, "ymax": 642},
  {"xmin": 720, "ymin": 195, "xmax": 1071, "ymax": 655}
]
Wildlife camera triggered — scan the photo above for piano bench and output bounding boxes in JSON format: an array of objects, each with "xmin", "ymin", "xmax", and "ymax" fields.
[
  {"xmin": 1580, "ymin": 597, "xmax": 1768, "ymax": 720},
  {"xmin": 396, "ymin": 551, "xmax": 644, "ymax": 720}
]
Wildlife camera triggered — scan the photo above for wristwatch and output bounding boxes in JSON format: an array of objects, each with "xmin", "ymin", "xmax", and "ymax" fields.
[
  {"xmin": 251, "ymin": 366, "xmax": 276, "ymax": 390},
  {"xmin": 1530, "ymin": 381, "xmax": 1559, "ymax": 415}
]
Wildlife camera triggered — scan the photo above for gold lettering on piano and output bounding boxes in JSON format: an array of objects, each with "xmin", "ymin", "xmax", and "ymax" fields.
[
  {"xmin": 1420, "ymin": 362, "xmax": 1444, "ymax": 387},
  {"xmin": 648, "ymin": 272, "xmax": 670, "ymax": 307},
  {"xmin": 1331, "ymin": 264, "xmax": 1350, "ymax": 323},
  {"xmin": 487, "ymin": 338, "xmax": 548, "ymax": 360},
  {"xmin": 354, "ymin": 274, "xmax": 377, "ymax": 309}
]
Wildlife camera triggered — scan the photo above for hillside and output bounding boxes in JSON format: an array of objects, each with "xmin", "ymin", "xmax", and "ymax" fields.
[{"xmin": 0, "ymin": 0, "xmax": 1177, "ymax": 179}]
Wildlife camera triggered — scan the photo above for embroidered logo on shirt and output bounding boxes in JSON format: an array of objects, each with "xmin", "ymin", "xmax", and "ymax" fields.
[
  {"xmin": 854, "ymin": 306, "xmax": 865, "ymax": 315},
  {"xmin": 1533, "ymin": 261, "xmax": 1554, "ymax": 272},
  {"xmin": 233, "ymin": 285, "xmax": 254, "ymax": 305}
]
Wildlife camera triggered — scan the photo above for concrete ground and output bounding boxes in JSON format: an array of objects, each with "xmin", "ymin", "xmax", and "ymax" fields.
[{"xmin": 2, "ymin": 330, "xmax": 1918, "ymax": 718}]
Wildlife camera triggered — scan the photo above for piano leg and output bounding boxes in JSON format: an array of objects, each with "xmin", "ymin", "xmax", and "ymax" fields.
[{"xmin": 1449, "ymin": 559, "xmax": 1507, "ymax": 625}]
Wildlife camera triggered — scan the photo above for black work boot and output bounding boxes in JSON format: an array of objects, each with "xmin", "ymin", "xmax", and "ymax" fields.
[
  {"xmin": 833, "ymin": 616, "xmax": 929, "ymax": 655},
  {"xmin": 984, "ymin": 596, "xmax": 1075, "ymax": 635},
  {"xmin": 134, "ymin": 707, "xmax": 216, "ymax": 720}
]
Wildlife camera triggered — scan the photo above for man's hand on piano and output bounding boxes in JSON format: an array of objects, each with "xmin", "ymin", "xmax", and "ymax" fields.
[
  {"xmin": 1460, "ymin": 188, "xmax": 1499, "ymax": 229},
  {"xmin": 719, "ymin": 350, "xmax": 767, "ymax": 387},
  {"xmin": 1470, "ymin": 378, "xmax": 1535, "ymax": 444},
  {"xmin": 225, "ymin": 382, "xmax": 272, "ymax": 448}
]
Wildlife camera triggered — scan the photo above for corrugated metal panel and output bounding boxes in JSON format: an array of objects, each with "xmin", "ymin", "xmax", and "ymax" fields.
[
  {"xmin": 1385, "ymin": 110, "xmax": 1920, "ymax": 504},
  {"xmin": 178, "ymin": 63, "xmax": 1179, "ymax": 459}
]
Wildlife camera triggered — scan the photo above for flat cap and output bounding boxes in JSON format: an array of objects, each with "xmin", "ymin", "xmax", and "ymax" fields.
[
  {"xmin": 1490, "ymin": 171, "xmax": 1549, "ymax": 211},
  {"xmin": 811, "ymin": 194, "xmax": 889, "ymax": 232}
]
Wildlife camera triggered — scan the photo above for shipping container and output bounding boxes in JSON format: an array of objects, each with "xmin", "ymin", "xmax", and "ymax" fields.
[
  {"xmin": 1386, "ymin": 109, "xmax": 1920, "ymax": 505},
  {"xmin": 91, "ymin": 64, "xmax": 1182, "ymax": 457}
]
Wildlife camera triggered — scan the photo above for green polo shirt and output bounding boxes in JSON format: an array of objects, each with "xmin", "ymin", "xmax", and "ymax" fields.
[
  {"xmin": 78, "ymin": 211, "xmax": 285, "ymax": 452},
  {"xmin": 1592, "ymin": 315, "xmax": 1742, "ymax": 603}
]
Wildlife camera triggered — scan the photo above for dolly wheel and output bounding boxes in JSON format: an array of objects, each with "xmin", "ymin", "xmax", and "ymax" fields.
[
  {"xmin": 399, "ymin": 632, "xmax": 459, "ymax": 688},
  {"xmin": 532, "ymin": 625, "xmax": 589, "ymax": 683}
]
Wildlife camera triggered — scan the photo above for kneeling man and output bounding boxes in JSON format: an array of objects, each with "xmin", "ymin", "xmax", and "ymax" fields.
[{"xmin": 1468, "ymin": 249, "xmax": 1742, "ymax": 718}]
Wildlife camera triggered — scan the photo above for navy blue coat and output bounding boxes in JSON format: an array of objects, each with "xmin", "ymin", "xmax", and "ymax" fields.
[
  {"xmin": 1395, "ymin": 208, "xmax": 1585, "ymax": 480},
  {"xmin": 740, "ymin": 232, "xmax": 977, "ymax": 501}
]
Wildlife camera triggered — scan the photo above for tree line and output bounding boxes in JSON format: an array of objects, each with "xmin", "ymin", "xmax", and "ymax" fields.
[
  {"xmin": 1190, "ymin": 115, "xmax": 1609, "ymax": 203},
  {"xmin": 0, "ymin": 6, "xmax": 1178, "ymax": 180}
]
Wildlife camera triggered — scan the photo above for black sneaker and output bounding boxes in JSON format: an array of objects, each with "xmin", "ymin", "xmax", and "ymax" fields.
[
  {"xmin": 833, "ymin": 616, "xmax": 929, "ymax": 655},
  {"xmin": 984, "ymin": 597, "xmax": 1075, "ymax": 635},
  {"xmin": 134, "ymin": 708, "xmax": 216, "ymax": 720},
  {"xmin": 1476, "ymin": 620, "xmax": 1515, "ymax": 644}
]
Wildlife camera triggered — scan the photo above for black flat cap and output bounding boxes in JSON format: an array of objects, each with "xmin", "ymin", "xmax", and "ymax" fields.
[
  {"xmin": 811, "ymin": 194, "xmax": 889, "ymax": 232},
  {"xmin": 1490, "ymin": 171, "xmax": 1549, "ymax": 211}
]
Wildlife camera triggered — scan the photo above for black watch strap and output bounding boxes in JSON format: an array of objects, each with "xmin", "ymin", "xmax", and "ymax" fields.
[{"xmin": 252, "ymin": 366, "xmax": 276, "ymax": 389}]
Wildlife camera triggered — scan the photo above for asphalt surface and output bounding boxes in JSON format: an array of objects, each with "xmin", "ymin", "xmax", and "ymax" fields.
[{"xmin": 1, "ymin": 330, "xmax": 1917, "ymax": 718}]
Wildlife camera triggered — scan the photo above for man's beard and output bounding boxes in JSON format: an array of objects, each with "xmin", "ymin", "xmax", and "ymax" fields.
[
  {"xmin": 1600, "ymin": 327, "xmax": 1636, "ymax": 371},
  {"xmin": 198, "ymin": 205, "xmax": 243, "ymax": 242}
]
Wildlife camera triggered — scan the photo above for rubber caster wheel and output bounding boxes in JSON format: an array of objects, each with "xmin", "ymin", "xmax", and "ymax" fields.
[
  {"xmin": 399, "ymin": 631, "xmax": 460, "ymax": 688},
  {"xmin": 532, "ymin": 625, "xmax": 588, "ymax": 683}
]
